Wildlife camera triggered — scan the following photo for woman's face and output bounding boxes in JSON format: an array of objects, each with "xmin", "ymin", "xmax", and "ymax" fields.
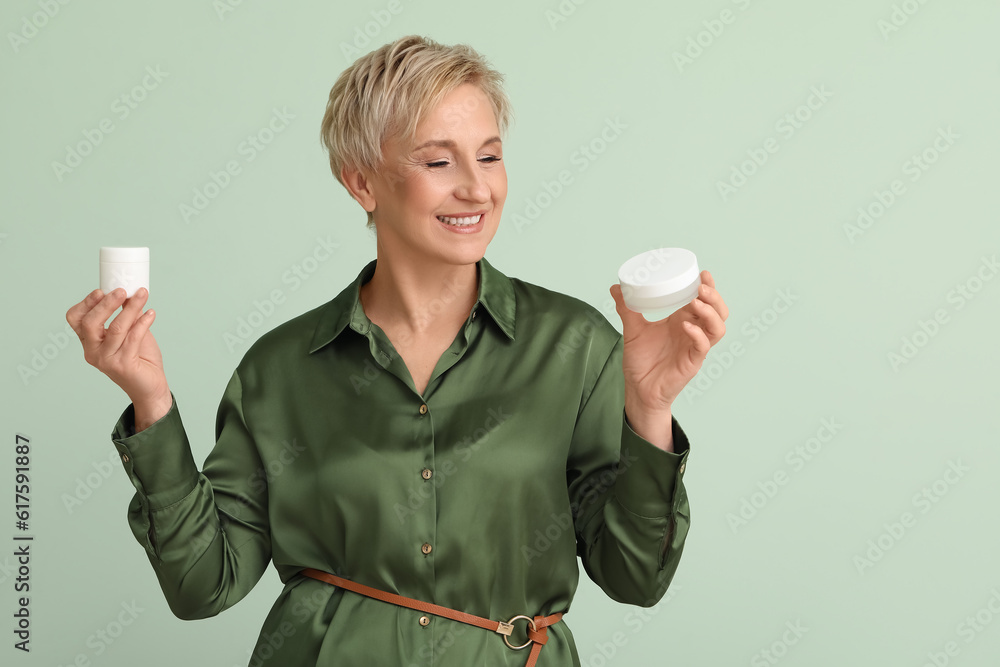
[{"xmin": 368, "ymin": 82, "xmax": 507, "ymax": 267}]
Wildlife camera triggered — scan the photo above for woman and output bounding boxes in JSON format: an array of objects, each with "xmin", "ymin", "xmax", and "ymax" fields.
[{"xmin": 66, "ymin": 35, "xmax": 728, "ymax": 666}]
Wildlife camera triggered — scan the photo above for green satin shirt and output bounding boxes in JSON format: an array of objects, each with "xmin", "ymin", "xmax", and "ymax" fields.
[{"xmin": 110, "ymin": 255, "xmax": 692, "ymax": 666}]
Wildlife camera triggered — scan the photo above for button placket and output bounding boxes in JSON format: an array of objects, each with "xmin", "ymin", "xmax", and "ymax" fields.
[{"xmin": 412, "ymin": 396, "xmax": 437, "ymax": 600}]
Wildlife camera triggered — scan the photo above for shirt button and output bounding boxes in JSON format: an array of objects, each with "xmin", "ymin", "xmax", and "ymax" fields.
[
  {"xmin": 679, "ymin": 463, "xmax": 686, "ymax": 474},
  {"xmin": 419, "ymin": 616, "xmax": 431, "ymax": 626},
  {"xmin": 421, "ymin": 542, "xmax": 433, "ymax": 555},
  {"xmin": 419, "ymin": 404, "xmax": 428, "ymax": 415},
  {"xmin": 471, "ymin": 309, "xmax": 477, "ymax": 320},
  {"xmin": 421, "ymin": 468, "xmax": 433, "ymax": 480},
  {"xmin": 121, "ymin": 453, "xmax": 129, "ymax": 463}
]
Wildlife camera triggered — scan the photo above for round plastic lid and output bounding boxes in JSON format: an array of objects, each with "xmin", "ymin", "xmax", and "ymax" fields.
[
  {"xmin": 618, "ymin": 248, "xmax": 700, "ymax": 313},
  {"xmin": 100, "ymin": 247, "xmax": 148, "ymax": 262}
]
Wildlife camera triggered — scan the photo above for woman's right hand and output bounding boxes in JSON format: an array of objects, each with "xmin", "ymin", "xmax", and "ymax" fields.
[{"xmin": 66, "ymin": 287, "xmax": 172, "ymax": 429}]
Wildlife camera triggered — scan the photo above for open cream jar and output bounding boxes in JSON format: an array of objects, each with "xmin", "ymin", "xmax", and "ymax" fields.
[{"xmin": 618, "ymin": 248, "xmax": 701, "ymax": 314}]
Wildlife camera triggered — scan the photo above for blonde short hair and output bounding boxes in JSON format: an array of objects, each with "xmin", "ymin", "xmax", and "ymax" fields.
[{"xmin": 319, "ymin": 35, "xmax": 513, "ymax": 229}]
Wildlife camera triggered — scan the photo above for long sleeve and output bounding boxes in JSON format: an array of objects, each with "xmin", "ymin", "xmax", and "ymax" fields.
[
  {"xmin": 567, "ymin": 334, "xmax": 691, "ymax": 607},
  {"xmin": 110, "ymin": 369, "xmax": 272, "ymax": 620}
]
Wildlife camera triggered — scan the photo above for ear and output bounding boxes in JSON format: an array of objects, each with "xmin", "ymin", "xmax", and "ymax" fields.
[{"xmin": 341, "ymin": 164, "xmax": 377, "ymax": 213}]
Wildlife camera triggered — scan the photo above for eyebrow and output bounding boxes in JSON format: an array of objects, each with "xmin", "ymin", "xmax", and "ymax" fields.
[{"xmin": 411, "ymin": 136, "xmax": 502, "ymax": 152}]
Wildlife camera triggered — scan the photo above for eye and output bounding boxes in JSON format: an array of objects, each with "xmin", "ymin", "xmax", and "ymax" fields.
[
  {"xmin": 479, "ymin": 155, "xmax": 502, "ymax": 163},
  {"xmin": 426, "ymin": 160, "xmax": 449, "ymax": 168}
]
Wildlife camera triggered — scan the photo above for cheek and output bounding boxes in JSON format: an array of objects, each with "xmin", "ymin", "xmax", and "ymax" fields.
[
  {"xmin": 397, "ymin": 174, "xmax": 444, "ymax": 211},
  {"xmin": 492, "ymin": 170, "xmax": 508, "ymax": 201}
]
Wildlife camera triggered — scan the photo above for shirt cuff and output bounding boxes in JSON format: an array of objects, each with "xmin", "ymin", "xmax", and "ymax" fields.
[
  {"xmin": 110, "ymin": 391, "xmax": 200, "ymax": 511},
  {"xmin": 614, "ymin": 407, "xmax": 690, "ymax": 519}
]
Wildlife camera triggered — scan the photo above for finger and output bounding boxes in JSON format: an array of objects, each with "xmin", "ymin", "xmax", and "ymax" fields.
[
  {"xmin": 697, "ymin": 282, "xmax": 729, "ymax": 322},
  {"xmin": 66, "ymin": 289, "xmax": 106, "ymax": 337},
  {"xmin": 682, "ymin": 320, "xmax": 712, "ymax": 358},
  {"xmin": 688, "ymin": 296, "xmax": 726, "ymax": 343},
  {"xmin": 119, "ymin": 306, "xmax": 156, "ymax": 359},
  {"xmin": 610, "ymin": 283, "xmax": 649, "ymax": 332},
  {"xmin": 79, "ymin": 288, "xmax": 128, "ymax": 355},
  {"xmin": 104, "ymin": 288, "xmax": 150, "ymax": 354},
  {"xmin": 701, "ymin": 270, "xmax": 715, "ymax": 289}
]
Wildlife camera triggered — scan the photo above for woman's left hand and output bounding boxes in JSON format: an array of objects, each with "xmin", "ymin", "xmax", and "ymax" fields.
[{"xmin": 610, "ymin": 270, "xmax": 729, "ymax": 419}]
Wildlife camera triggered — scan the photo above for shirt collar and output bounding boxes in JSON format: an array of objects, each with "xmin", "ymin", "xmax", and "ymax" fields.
[{"xmin": 308, "ymin": 255, "xmax": 516, "ymax": 354}]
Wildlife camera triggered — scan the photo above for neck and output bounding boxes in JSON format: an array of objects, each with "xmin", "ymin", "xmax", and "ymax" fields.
[{"xmin": 359, "ymin": 250, "xmax": 479, "ymax": 339}]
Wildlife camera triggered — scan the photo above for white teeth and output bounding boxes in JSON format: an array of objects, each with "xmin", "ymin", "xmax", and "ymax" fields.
[{"xmin": 438, "ymin": 214, "xmax": 482, "ymax": 226}]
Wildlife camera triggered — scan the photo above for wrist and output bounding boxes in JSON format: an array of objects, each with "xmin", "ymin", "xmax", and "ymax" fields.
[
  {"xmin": 624, "ymin": 385, "xmax": 672, "ymax": 421},
  {"xmin": 624, "ymin": 401, "xmax": 674, "ymax": 452},
  {"xmin": 132, "ymin": 390, "xmax": 173, "ymax": 433}
]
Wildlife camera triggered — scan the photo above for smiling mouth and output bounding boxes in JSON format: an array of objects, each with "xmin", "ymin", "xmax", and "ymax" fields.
[{"xmin": 437, "ymin": 214, "xmax": 483, "ymax": 227}]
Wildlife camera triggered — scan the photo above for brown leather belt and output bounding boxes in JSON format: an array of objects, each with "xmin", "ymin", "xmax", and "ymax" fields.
[{"xmin": 299, "ymin": 567, "xmax": 564, "ymax": 666}]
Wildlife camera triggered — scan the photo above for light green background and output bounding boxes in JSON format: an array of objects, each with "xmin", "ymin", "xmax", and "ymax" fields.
[{"xmin": 2, "ymin": 0, "xmax": 999, "ymax": 665}]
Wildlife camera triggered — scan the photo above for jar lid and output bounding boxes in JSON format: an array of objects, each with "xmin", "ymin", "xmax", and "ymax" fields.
[
  {"xmin": 100, "ymin": 247, "xmax": 149, "ymax": 262},
  {"xmin": 618, "ymin": 248, "xmax": 700, "ymax": 310}
]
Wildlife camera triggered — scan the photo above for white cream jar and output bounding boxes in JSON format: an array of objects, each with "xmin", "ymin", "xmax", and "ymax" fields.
[
  {"xmin": 99, "ymin": 247, "xmax": 149, "ymax": 298},
  {"xmin": 618, "ymin": 248, "xmax": 701, "ymax": 314}
]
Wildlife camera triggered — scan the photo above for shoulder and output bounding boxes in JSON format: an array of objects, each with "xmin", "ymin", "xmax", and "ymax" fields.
[
  {"xmin": 233, "ymin": 299, "xmax": 330, "ymax": 376},
  {"xmin": 507, "ymin": 272, "xmax": 622, "ymax": 353}
]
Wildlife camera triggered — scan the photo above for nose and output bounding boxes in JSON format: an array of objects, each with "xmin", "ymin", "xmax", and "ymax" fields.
[{"xmin": 454, "ymin": 158, "xmax": 490, "ymax": 204}]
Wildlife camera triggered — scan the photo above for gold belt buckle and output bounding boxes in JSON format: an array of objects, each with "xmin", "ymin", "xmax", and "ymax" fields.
[{"xmin": 495, "ymin": 614, "xmax": 537, "ymax": 650}]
